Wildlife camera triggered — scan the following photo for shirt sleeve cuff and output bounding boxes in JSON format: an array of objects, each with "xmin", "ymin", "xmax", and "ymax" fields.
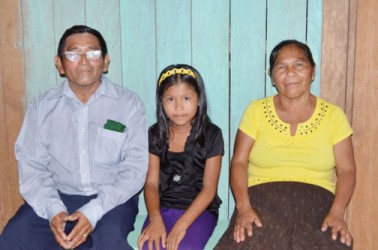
[
  {"xmin": 78, "ymin": 200, "xmax": 104, "ymax": 228},
  {"xmin": 47, "ymin": 201, "xmax": 67, "ymax": 225}
]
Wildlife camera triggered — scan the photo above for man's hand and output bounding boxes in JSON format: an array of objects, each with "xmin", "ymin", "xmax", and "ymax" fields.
[
  {"xmin": 51, "ymin": 211, "xmax": 72, "ymax": 249},
  {"xmin": 65, "ymin": 211, "xmax": 93, "ymax": 249}
]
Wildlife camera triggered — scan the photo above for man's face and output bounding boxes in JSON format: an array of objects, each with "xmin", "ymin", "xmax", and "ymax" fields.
[{"xmin": 55, "ymin": 33, "xmax": 110, "ymax": 90}]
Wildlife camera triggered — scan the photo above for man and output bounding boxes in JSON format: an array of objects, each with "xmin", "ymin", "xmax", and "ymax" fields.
[{"xmin": 0, "ymin": 25, "xmax": 148, "ymax": 249}]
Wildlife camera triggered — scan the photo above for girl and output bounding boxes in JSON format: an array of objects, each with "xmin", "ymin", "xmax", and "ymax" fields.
[{"xmin": 138, "ymin": 64, "xmax": 224, "ymax": 250}]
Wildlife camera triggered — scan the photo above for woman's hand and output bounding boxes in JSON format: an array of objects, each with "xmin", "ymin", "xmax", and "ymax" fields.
[
  {"xmin": 138, "ymin": 219, "xmax": 167, "ymax": 250},
  {"xmin": 322, "ymin": 136, "xmax": 356, "ymax": 247},
  {"xmin": 322, "ymin": 211, "xmax": 352, "ymax": 247},
  {"xmin": 233, "ymin": 206, "xmax": 262, "ymax": 243}
]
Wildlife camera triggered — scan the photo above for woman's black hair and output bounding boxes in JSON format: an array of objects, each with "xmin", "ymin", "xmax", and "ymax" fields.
[
  {"xmin": 57, "ymin": 25, "xmax": 108, "ymax": 59},
  {"xmin": 268, "ymin": 39, "xmax": 315, "ymax": 75},
  {"xmin": 153, "ymin": 64, "xmax": 210, "ymax": 149}
]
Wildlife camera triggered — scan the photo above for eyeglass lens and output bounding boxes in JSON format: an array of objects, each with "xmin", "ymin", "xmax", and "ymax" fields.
[{"xmin": 64, "ymin": 50, "xmax": 102, "ymax": 62}]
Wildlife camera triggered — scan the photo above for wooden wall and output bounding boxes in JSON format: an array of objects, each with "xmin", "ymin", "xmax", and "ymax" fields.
[
  {"xmin": 0, "ymin": 0, "xmax": 377, "ymax": 249},
  {"xmin": 0, "ymin": 0, "xmax": 25, "ymax": 230},
  {"xmin": 322, "ymin": 0, "xmax": 378, "ymax": 249}
]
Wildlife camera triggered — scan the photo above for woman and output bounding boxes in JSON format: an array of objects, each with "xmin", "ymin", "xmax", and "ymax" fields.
[{"xmin": 215, "ymin": 40, "xmax": 356, "ymax": 249}]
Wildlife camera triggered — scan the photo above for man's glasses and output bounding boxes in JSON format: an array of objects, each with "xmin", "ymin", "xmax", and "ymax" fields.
[{"xmin": 63, "ymin": 50, "xmax": 102, "ymax": 62}]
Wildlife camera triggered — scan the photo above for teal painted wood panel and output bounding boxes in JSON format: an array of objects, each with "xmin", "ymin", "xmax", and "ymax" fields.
[
  {"xmin": 308, "ymin": 0, "xmax": 323, "ymax": 95},
  {"xmin": 120, "ymin": 0, "xmax": 157, "ymax": 216},
  {"xmin": 120, "ymin": 0, "xmax": 157, "ymax": 126},
  {"xmin": 192, "ymin": 0, "xmax": 230, "ymax": 221},
  {"xmin": 156, "ymin": 0, "xmax": 192, "ymax": 70},
  {"xmin": 21, "ymin": 0, "xmax": 56, "ymax": 103},
  {"xmin": 229, "ymin": 0, "xmax": 268, "ymax": 218}
]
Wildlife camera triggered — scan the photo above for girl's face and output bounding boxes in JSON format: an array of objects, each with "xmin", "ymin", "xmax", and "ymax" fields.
[
  {"xmin": 162, "ymin": 82, "xmax": 199, "ymax": 129},
  {"xmin": 271, "ymin": 44, "xmax": 315, "ymax": 99}
]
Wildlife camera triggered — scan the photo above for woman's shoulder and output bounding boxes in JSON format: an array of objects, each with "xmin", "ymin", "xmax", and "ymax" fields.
[
  {"xmin": 243, "ymin": 96, "xmax": 273, "ymax": 113},
  {"xmin": 316, "ymin": 97, "xmax": 346, "ymax": 115}
]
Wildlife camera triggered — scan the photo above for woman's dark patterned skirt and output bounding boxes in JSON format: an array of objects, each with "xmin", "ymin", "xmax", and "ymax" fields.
[{"xmin": 215, "ymin": 182, "xmax": 352, "ymax": 250}]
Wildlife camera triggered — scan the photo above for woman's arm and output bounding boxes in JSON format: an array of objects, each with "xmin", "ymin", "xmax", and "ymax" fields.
[
  {"xmin": 138, "ymin": 153, "xmax": 166, "ymax": 250},
  {"xmin": 230, "ymin": 129, "xmax": 262, "ymax": 243},
  {"xmin": 166, "ymin": 154, "xmax": 222, "ymax": 250},
  {"xmin": 322, "ymin": 136, "xmax": 356, "ymax": 246}
]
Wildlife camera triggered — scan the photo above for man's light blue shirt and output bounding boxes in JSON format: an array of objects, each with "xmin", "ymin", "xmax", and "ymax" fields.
[{"xmin": 15, "ymin": 76, "xmax": 148, "ymax": 228}]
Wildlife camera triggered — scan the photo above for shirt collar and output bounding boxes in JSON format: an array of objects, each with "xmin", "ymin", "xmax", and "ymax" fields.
[{"xmin": 47, "ymin": 76, "xmax": 119, "ymax": 101}]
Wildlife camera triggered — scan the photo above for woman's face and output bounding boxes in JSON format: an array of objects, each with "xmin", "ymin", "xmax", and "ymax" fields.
[{"xmin": 270, "ymin": 44, "xmax": 315, "ymax": 99}]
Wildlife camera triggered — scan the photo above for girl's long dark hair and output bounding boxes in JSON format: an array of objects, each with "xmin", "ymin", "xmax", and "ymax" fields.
[{"xmin": 152, "ymin": 64, "xmax": 210, "ymax": 149}]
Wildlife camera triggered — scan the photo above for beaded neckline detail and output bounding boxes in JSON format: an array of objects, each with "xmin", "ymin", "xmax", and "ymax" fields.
[{"xmin": 263, "ymin": 96, "xmax": 329, "ymax": 136}]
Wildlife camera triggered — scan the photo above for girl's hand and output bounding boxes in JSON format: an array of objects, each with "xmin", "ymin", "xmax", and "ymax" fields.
[
  {"xmin": 166, "ymin": 222, "xmax": 187, "ymax": 250},
  {"xmin": 233, "ymin": 206, "xmax": 262, "ymax": 243},
  {"xmin": 321, "ymin": 212, "xmax": 352, "ymax": 247},
  {"xmin": 138, "ymin": 219, "xmax": 167, "ymax": 250}
]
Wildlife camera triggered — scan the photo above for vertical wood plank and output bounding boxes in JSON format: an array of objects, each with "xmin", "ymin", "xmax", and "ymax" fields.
[
  {"xmin": 156, "ymin": 0, "xmax": 192, "ymax": 71},
  {"xmin": 230, "ymin": 0, "xmax": 267, "ymax": 217},
  {"xmin": 307, "ymin": 0, "xmax": 323, "ymax": 95},
  {"xmin": 347, "ymin": 1, "xmax": 378, "ymax": 249},
  {"xmin": 120, "ymin": 0, "xmax": 157, "ymax": 127},
  {"xmin": 345, "ymin": 0, "xmax": 357, "ymax": 121},
  {"xmin": 21, "ymin": 0, "xmax": 56, "ymax": 103},
  {"xmin": 320, "ymin": 0, "xmax": 350, "ymax": 110},
  {"xmin": 0, "ymin": 0, "xmax": 25, "ymax": 231},
  {"xmin": 266, "ymin": 0, "xmax": 307, "ymax": 96},
  {"xmin": 86, "ymin": 0, "xmax": 122, "ymax": 85},
  {"xmin": 120, "ymin": 0, "xmax": 157, "ymax": 216},
  {"xmin": 192, "ymin": 0, "xmax": 230, "ymax": 221}
]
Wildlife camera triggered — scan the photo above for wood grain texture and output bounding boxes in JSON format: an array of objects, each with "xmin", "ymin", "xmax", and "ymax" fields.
[
  {"xmin": 322, "ymin": 0, "xmax": 378, "ymax": 249},
  {"xmin": 320, "ymin": 0, "xmax": 350, "ymax": 110},
  {"xmin": 0, "ymin": 0, "xmax": 25, "ymax": 230},
  {"xmin": 347, "ymin": 0, "xmax": 378, "ymax": 248}
]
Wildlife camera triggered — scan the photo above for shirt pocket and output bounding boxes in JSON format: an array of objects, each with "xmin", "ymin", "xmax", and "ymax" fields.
[{"xmin": 94, "ymin": 128, "xmax": 127, "ymax": 165}]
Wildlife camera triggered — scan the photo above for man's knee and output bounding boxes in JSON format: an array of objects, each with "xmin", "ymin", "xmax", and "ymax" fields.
[{"xmin": 1, "ymin": 203, "xmax": 55, "ymax": 249}]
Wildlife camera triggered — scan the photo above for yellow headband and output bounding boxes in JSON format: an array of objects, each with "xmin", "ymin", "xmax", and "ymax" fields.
[{"xmin": 158, "ymin": 68, "xmax": 196, "ymax": 86}]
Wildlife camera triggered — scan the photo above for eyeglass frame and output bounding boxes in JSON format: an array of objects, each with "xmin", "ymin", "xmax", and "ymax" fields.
[{"xmin": 63, "ymin": 50, "xmax": 103, "ymax": 62}]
